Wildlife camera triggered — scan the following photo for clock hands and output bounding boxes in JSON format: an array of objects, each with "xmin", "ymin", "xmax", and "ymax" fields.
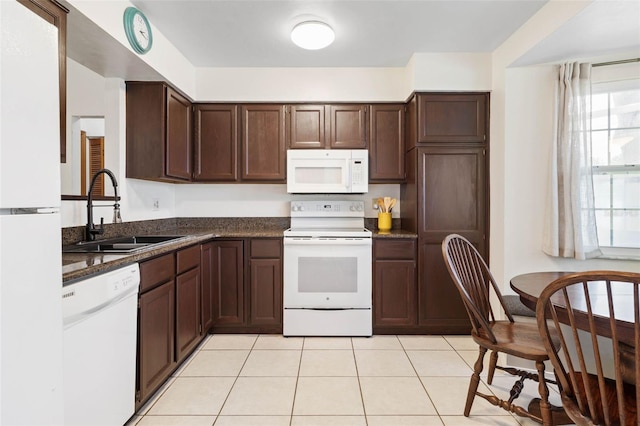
[{"xmin": 138, "ymin": 29, "xmax": 148, "ymax": 41}]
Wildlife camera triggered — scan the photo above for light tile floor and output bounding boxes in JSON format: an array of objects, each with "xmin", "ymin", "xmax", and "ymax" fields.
[{"xmin": 127, "ymin": 334, "xmax": 566, "ymax": 426}]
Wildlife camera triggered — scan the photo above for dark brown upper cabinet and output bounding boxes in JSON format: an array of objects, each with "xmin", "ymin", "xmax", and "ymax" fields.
[
  {"xmin": 19, "ymin": 0, "xmax": 68, "ymax": 163},
  {"xmin": 288, "ymin": 104, "xmax": 368, "ymax": 149},
  {"xmin": 126, "ymin": 82, "xmax": 192, "ymax": 182},
  {"xmin": 369, "ymin": 104, "xmax": 405, "ymax": 182},
  {"xmin": 289, "ymin": 105, "xmax": 325, "ymax": 149},
  {"xmin": 413, "ymin": 93, "xmax": 487, "ymax": 146},
  {"xmin": 193, "ymin": 104, "xmax": 238, "ymax": 181},
  {"xmin": 241, "ymin": 104, "xmax": 286, "ymax": 181},
  {"xmin": 329, "ymin": 104, "xmax": 368, "ymax": 149}
]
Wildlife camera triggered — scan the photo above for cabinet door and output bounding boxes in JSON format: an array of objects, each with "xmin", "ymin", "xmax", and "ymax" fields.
[
  {"xmin": 126, "ymin": 83, "xmax": 166, "ymax": 180},
  {"xmin": 165, "ymin": 87, "xmax": 192, "ymax": 180},
  {"xmin": 416, "ymin": 146, "xmax": 486, "ymax": 332},
  {"xmin": 369, "ymin": 104, "xmax": 405, "ymax": 181},
  {"xmin": 193, "ymin": 104, "xmax": 238, "ymax": 181},
  {"xmin": 176, "ymin": 267, "xmax": 201, "ymax": 361},
  {"xmin": 289, "ymin": 105, "xmax": 325, "ymax": 149},
  {"xmin": 200, "ymin": 243, "xmax": 215, "ymax": 333},
  {"xmin": 417, "ymin": 93, "xmax": 487, "ymax": 143},
  {"xmin": 249, "ymin": 258, "xmax": 282, "ymax": 326},
  {"xmin": 328, "ymin": 104, "xmax": 367, "ymax": 149},
  {"xmin": 138, "ymin": 280, "xmax": 175, "ymax": 403},
  {"xmin": 374, "ymin": 259, "xmax": 416, "ymax": 326},
  {"xmin": 212, "ymin": 240, "xmax": 245, "ymax": 325},
  {"xmin": 241, "ymin": 104, "xmax": 286, "ymax": 180}
]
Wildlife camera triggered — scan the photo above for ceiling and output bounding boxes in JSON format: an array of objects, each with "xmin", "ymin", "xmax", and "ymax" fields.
[
  {"xmin": 65, "ymin": 0, "xmax": 640, "ymax": 78},
  {"xmin": 128, "ymin": 0, "xmax": 549, "ymax": 68}
]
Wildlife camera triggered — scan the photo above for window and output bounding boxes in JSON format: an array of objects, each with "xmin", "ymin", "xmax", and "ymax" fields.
[{"xmin": 591, "ymin": 78, "xmax": 640, "ymax": 250}]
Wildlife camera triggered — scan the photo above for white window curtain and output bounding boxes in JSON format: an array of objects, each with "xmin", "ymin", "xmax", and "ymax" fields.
[{"xmin": 543, "ymin": 62, "xmax": 602, "ymax": 260}]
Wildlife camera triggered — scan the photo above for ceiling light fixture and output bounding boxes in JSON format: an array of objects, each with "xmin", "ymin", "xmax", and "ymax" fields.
[{"xmin": 291, "ymin": 21, "xmax": 335, "ymax": 50}]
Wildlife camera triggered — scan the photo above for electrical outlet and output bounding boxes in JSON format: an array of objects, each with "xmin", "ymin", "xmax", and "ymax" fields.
[
  {"xmin": 372, "ymin": 198, "xmax": 379, "ymax": 210},
  {"xmin": 152, "ymin": 198, "xmax": 159, "ymax": 211}
]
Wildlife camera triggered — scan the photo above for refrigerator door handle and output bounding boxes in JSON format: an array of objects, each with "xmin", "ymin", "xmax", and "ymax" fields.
[{"xmin": 9, "ymin": 207, "xmax": 60, "ymax": 215}]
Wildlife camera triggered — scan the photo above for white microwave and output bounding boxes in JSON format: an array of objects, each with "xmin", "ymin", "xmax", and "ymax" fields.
[{"xmin": 286, "ymin": 149, "xmax": 368, "ymax": 194}]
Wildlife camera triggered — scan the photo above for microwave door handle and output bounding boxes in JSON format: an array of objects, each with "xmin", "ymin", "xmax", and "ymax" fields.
[{"xmin": 345, "ymin": 161, "xmax": 351, "ymax": 191}]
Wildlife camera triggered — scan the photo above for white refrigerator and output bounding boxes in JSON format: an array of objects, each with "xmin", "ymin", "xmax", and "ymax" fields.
[{"xmin": 0, "ymin": 2, "xmax": 64, "ymax": 424}]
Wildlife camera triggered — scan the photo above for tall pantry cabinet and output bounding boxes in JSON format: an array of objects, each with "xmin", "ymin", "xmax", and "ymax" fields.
[{"xmin": 401, "ymin": 93, "xmax": 489, "ymax": 334}]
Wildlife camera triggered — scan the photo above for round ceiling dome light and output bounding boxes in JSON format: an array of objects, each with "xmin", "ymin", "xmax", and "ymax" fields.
[{"xmin": 291, "ymin": 21, "xmax": 335, "ymax": 50}]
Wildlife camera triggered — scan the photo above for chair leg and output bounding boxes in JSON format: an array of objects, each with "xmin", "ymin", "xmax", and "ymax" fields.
[
  {"xmin": 487, "ymin": 350, "xmax": 498, "ymax": 385},
  {"xmin": 535, "ymin": 360, "xmax": 552, "ymax": 426},
  {"xmin": 465, "ymin": 346, "xmax": 487, "ymax": 416}
]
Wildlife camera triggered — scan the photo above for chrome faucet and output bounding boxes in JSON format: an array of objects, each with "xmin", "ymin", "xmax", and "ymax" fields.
[{"xmin": 86, "ymin": 168, "xmax": 122, "ymax": 241}]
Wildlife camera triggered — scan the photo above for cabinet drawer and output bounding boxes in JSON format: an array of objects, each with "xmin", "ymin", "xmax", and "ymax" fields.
[
  {"xmin": 140, "ymin": 253, "xmax": 175, "ymax": 293},
  {"xmin": 250, "ymin": 239, "xmax": 281, "ymax": 258},
  {"xmin": 375, "ymin": 239, "xmax": 416, "ymax": 260},
  {"xmin": 177, "ymin": 244, "xmax": 200, "ymax": 274}
]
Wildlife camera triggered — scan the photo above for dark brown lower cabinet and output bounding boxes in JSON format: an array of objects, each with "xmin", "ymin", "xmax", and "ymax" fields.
[
  {"xmin": 401, "ymin": 144, "xmax": 486, "ymax": 334},
  {"xmin": 211, "ymin": 238, "xmax": 283, "ymax": 333},
  {"xmin": 212, "ymin": 240, "xmax": 245, "ymax": 326},
  {"xmin": 249, "ymin": 239, "xmax": 282, "ymax": 327},
  {"xmin": 415, "ymin": 146, "xmax": 485, "ymax": 333},
  {"xmin": 136, "ymin": 243, "xmax": 210, "ymax": 409},
  {"xmin": 373, "ymin": 239, "xmax": 417, "ymax": 333},
  {"xmin": 138, "ymin": 280, "xmax": 175, "ymax": 403},
  {"xmin": 175, "ymin": 267, "xmax": 200, "ymax": 361},
  {"xmin": 200, "ymin": 243, "xmax": 215, "ymax": 333}
]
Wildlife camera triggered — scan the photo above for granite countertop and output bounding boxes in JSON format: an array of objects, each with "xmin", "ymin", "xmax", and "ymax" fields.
[
  {"xmin": 62, "ymin": 217, "xmax": 417, "ymax": 283},
  {"xmin": 62, "ymin": 225, "xmax": 285, "ymax": 283},
  {"xmin": 371, "ymin": 229, "xmax": 418, "ymax": 238}
]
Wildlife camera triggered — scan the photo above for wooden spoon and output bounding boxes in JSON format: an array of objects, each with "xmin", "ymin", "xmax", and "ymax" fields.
[
  {"xmin": 377, "ymin": 197, "xmax": 385, "ymax": 212},
  {"xmin": 388, "ymin": 198, "xmax": 397, "ymax": 212},
  {"xmin": 384, "ymin": 197, "xmax": 391, "ymax": 213}
]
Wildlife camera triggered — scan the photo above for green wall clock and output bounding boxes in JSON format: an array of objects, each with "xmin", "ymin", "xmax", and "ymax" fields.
[{"xmin": 123, "ymin": 7, "xmax": 153, "ymax": 54}]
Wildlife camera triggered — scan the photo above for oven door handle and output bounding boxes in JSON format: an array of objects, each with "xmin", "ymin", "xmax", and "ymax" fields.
[{"xmin": 283, "ymin": 238, "xmax": 372, "ymax": 246}]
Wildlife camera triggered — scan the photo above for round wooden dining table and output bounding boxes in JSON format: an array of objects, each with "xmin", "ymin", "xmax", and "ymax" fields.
[
  {"xmin": 510, "ymin": 271, "xmax": 638, "ymax": 424},
  {"xmin": 510, "ymin": 271, "xmax": 637, "ymax": 347},
  {"xmin": 510, "ymin": 271, "xmax": 573, "ymax": 311}
]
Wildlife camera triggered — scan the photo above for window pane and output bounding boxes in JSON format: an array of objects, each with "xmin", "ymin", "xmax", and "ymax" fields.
[
  {"xmin": 610, "ymin": 128, "xmax": 640, "ymax": 165},
  {"xmin": 591, "ymin": 78, "xmax": 640, "ymax": 250},
  {"xmin": 591, "ymin": 130, "xmax": 609, "ymax": 166},
  {"xmin": 593, "ymin": 174, "xmax": 611, "ymax": 208},
  {"xmin": 612, "ymin": 173, "xmax": 640, "ymax": 209},
  {"xmin": 595, "ymin": 210, "xmax": 612, "ymax": 246},
  {"xmin": 591, "ymin": 93, "xmax": 609, "ymax": 130},
  {"xmin": 610, "ymin": 89, "xmax": 640, "ymax": 129},
  {"xmin": 611, "ymin": 210, "xmax": 640, "ymax": 248}
]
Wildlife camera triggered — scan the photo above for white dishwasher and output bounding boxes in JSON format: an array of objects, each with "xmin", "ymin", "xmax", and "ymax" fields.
[{"xmin": 62, "ymin": 263, "xmax": 140, "ymax": 426}]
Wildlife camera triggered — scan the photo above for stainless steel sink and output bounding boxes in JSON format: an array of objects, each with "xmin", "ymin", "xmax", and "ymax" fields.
[{"xmin": 63, "ymin": 235, "xmax": 185, "ymax": 253}]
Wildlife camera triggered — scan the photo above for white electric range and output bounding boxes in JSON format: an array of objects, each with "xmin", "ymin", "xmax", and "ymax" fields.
[{"xmin": 283, "ymin": 200, "xmax": 372, "ymax": 336}]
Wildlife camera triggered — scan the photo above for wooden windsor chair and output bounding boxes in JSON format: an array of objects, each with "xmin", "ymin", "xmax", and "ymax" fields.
[
  {"xmin": 442, "ymin": 234, "xmax": 561, "ymax": 424},
  {"xmin": 536, "ymin": 271, "xmax": 639, "ymax": 425}
]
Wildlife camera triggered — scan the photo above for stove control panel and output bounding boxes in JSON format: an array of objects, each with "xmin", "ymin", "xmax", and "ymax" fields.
[{"xmin": 290, "ymin": 200, "xmax": 365, "ymax": 217}]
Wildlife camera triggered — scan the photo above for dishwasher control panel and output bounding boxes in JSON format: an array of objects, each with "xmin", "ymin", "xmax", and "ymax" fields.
[{"xmin": 62, "ymin": 264, "xmax": 140, "ymax": 325}]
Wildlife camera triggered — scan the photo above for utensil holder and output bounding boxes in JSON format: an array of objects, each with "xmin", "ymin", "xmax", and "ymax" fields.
[{"xmin": 377, "ymin": 212, "xmax": 392, "ymax": 231}]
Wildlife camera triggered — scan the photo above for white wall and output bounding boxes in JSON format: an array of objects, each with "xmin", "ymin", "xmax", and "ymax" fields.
[
  {"xmin": 196, "ymin": 67, "xmax": 411, "ymax": 102},
  {"xmin": 409, "ymin": 53, "xmax": 492, "ymax": 91},
  {"xmin": 175, "ymin": 183, "xmax": 400, "ymax": 219},
  {"xmin": 493, "ymin": 1, "xmax": 639, "ymax": 292},
  {"xmin": 67, "ymin": 0, "xmax": 196, "ymax": 98},
  {"xmin": 61, "ymin": 59, "xmax": 106, "ymax": 195},
  {"xmin": 62, "ymin": 61, "xmax": 176, "ymax": 227},
  {"xmin": 502, "ymin": 65, "xmax": 638, "ymax": 285}
]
